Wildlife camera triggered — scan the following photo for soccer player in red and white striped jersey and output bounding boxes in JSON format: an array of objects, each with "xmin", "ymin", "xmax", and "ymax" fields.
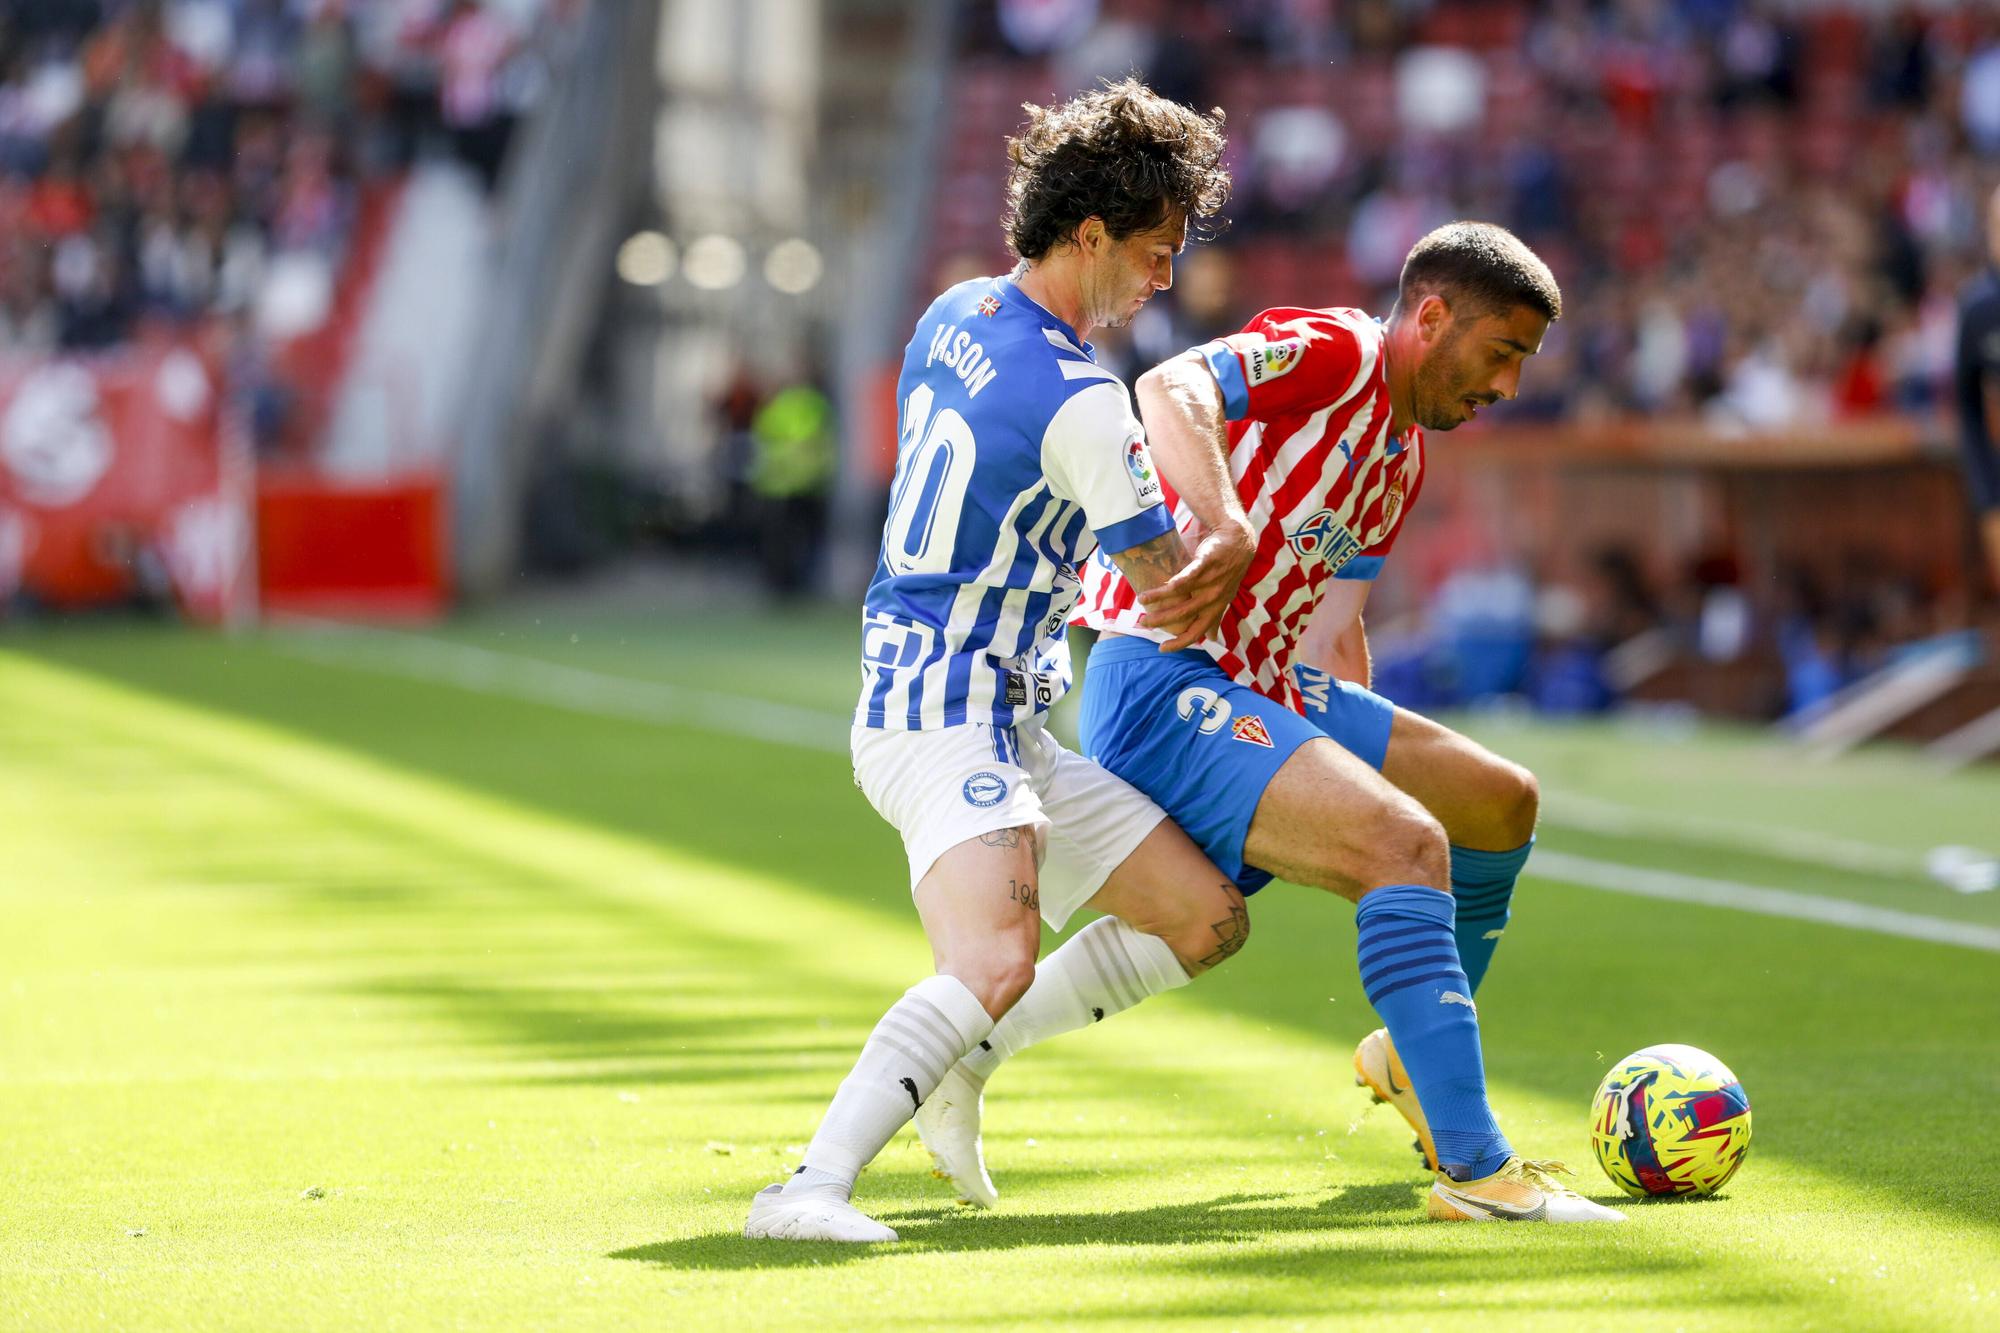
[
  {"xmin": 919, "ymin": 223, "xmax": 1626, "ymax": 1224},
  {"xmin": 1076, "ymin": 301, "xmax": 1424, "ymax": 710}
]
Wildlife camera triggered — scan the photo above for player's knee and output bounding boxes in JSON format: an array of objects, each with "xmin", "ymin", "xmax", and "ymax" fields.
[
  {"xmin": 1160, "ymin": 880, "xmax": 1249, "ymax": 975},
  {"xmin": 1365, "ymin": 800, "xmax": 1451, "ymax": 890},
  {"xmin": 1493, "ymin": 761, "xmax": 1540, "ymax": 846},
  {"xmin": 952, "ymin": 955, "xmax": 1038, "ymax": 1019}
]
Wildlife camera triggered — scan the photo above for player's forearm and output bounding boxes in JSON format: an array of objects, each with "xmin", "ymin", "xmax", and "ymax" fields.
[
  {"xmin": 1332, "ymin": 620, "xmax": 1372, "ymax": 689},
  {"xmin": 1108, "ymin": 529, "xmax": 1193, "ymax": 595},
  {"xmin": 1298, "ymin": 609, "xmax": 1371, "ymax": 688},
  {"xmin": 1137, "ymin": 354, "xmax": 1251, "ymax": 544}
]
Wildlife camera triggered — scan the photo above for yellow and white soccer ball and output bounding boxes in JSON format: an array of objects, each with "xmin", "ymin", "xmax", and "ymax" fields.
[{"xmin": 1589, "ymin": 1043, "xmax": 1752, "ymax": 1198}]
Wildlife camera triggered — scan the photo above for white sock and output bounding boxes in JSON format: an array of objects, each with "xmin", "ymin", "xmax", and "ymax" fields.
[
  {"xmin": 961, "ymin": 916, "xmax": 1188, "ymax": 1082},
  {"xmin": 783, "ymin": 974, "xmax": 993, "ymax": 1201}
]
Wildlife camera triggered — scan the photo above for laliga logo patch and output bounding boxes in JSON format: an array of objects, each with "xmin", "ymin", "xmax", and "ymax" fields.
[
  {"xmin": 1230, "ymin": 715, "xmax": 1274, "ymax": 747},
  {"xmin": 1124, "ymin": 437, "xmax": 1154, "ymax": 483},
  {"xmin": 1246, "ymin": 336, "xmax": 1304, "ymax": 386},
  {"xmin": 1124, "ymin": 435, "xmax": 1162, "ymax": 505},
  {"xmin": 962, "ymin": 771, "xmax": 1008, "ymax": 808}
]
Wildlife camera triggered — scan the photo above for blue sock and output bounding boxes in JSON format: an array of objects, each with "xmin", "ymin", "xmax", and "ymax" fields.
[
  {"xmin": 1355, "ymin": 884, "xmax": 1512, "ymax": 1180},
  {"xmin": 1450, "ymin": 839, "xmax": 1532, "ymax": 995}
]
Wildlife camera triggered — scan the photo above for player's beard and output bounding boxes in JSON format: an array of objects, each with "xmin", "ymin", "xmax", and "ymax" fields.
[
  {"xmin": 1095, "ymin": 287, "xmax": 1146, "ymax": 329},
  {"xmin": 1413, "ymin": 329, "xmax": 1478, "ymax": 431}
]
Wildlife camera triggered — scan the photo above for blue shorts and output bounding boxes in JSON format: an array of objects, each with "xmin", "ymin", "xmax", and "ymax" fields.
[{"xmin": 1078, "ymin": 636, "xmax": 1397, "ymax": 895}]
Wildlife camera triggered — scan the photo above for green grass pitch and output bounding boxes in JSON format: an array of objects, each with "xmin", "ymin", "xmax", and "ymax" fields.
[{"xmin": 3, "ymin": 606, "xmax": 1998, "ymax": 1330}]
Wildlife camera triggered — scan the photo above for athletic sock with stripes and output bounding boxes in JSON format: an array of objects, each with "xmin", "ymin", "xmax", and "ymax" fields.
[
  {"xmin": 960, "ymin": 916, "xmax": 1189, "ymax": 1082},
  {"xmin": 1355, "ymin": 883, "xmax": 1512, "ymax": 1181},
  {"xmin": 783, "ymin": 974, "xmax": 994, "ymax": 1202},
  {"xmin": 1450, "ymin": 839, "xmax": 1532, "ymax": 995}
]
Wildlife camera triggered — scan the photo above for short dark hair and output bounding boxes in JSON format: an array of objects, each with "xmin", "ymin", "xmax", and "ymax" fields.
[
  {"xmin": 1397, "ymin": 222, "xmax": 1562, "ymax": 321},
  {"xmin": 1003, "ymin": 78, "xmax": 1230, "ymax": 263}
]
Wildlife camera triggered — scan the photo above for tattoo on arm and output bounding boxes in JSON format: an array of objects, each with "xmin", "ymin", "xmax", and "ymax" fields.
[
  {"xmin": 1006, "ymin": 878, "xmax": 1040, "ymax": 912},
  {"xmin": 978, "ymin": 828, "xmax": 1023, "ymax": 849},
  {"xmin": 1196, "ymin": 892, "xmax": 1250, "ymax": 968},
  {"xmin": 1109, "ymin": 530, "xmax": 1191, "ymax": 594}
]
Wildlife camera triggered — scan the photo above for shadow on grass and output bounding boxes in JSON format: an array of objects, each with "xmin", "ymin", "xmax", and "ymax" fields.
[
  {"xmin": 14, "ymin": 626, "xmax": 2000, "ymax": 1235},
  {"xmin": 612, "ymin": 1182, "xmax": 1426, "ymax": 1271}
]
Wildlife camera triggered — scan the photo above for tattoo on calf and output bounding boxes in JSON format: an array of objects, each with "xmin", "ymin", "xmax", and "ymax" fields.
[{"xmin": 1196, "ymin": 893, "xmax": 1250, "ymax": 967}]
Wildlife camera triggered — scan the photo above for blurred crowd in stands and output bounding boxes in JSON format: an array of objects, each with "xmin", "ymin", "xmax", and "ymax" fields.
[
  {"xmin": 960, "ymin": 0, "xmax": 1998, "ymax": 427},
  {"xmin": 903, "ymin": 0, "xmax": 2000, "ymax": 718},
  {"xmin": 1360, "ymin": 538, "xmax": 1961, "ymax": 721},
  {"xmin": 0, "ymin": 0, "xmax": 573, "ymax": 443}
]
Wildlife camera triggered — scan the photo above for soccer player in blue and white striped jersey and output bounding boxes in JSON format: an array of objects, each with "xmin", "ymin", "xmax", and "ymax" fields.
[{"xmin": 747, "ymin": 80, "xmax": 1260, "ymax": 1244}]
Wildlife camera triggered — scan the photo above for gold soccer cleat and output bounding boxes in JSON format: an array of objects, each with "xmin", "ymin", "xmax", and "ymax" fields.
[
  {"xmin": 1427, "ymin": 1157, "xmax": 1626, "ymax": 1223},
  {"xmin": 1353, "ymin": 1026, "xmax": 1438, "ymax": 1171}
]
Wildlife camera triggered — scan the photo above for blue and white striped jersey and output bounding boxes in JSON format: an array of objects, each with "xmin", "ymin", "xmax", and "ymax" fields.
[{"xmin": 855, "ymin": 275, "xmax": 1174, "ymax": 731}]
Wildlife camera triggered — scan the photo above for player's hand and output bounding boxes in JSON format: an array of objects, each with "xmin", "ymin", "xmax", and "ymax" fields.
[{"xmin": 1137, "ymin": 516, "xmax": 1255, "ymax": 653}]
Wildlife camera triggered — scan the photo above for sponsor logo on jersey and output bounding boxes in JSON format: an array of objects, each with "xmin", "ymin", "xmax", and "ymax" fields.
[
  {"xmin": 1175, "ymin": 685, "xmax": 1231, "ymax": 734},
  {"xmin": 1231, "ymin": 715, "xmax": 1274, "ymax": 747},
  {"xmin": 977, "ymin": 295, "xmax": 1001, "ymax": 317},
  {"xmin": 1124, "ymin": 435, "xmax": 1162, "ymax": 506},
  {"xmin": 962, "ymin": 771, "xmax": 1008, "ymax": 807},
  {"xmin": 1286, "ymin": 508, "xmax": 1361, "ymax": 573},
  {"xmin": 1245, "ymin": 336, "xmax": 1304, "ymax": 386}
]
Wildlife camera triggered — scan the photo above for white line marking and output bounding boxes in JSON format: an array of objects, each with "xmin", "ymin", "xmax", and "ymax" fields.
[
  {"xmin": 273, "ymin": 626, "xmax": 2000, "ymax": 951},
  {"xmin": 271, "ymin": 623, "xmax": 851, "ymax": 753},
  {"xmin": 1930, "ymin": 702, "xmax": 2000, "ymax": 769},
  {"xmin": 1531, "ymin": 851, "xmax": 2000, "ymax": 954},
  {"xmin": 1540, "ymin": 793, "xmax": 1925, "ymax": 879}
]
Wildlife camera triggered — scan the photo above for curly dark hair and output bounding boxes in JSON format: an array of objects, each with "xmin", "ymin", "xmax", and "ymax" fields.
[
  {"xmin": 1003, "ymin": 78, "xmax": 1230, "ymax": 263},
  {"xmin": 1397, "ymin": 221, "xmax": 1563, "ymax": 321}
]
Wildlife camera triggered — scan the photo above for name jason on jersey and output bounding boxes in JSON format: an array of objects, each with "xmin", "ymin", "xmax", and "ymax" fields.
[{"xmin": 925, "ymin": 322, "xmax": 1001, "ymax": 399}]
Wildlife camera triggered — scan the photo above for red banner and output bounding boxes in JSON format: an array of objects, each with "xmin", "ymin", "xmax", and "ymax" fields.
[{"xmin": 0, "ymin": 346, "xmax": 249, "ymax": 622}]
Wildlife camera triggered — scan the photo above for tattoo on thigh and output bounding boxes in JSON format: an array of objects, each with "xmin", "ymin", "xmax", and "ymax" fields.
[
  {"xmin": 1007, "ymin": 878, "xmax": 1040, "ymax": 912},
  {"xmin": 1197, "ymin": 893, "xmax": 1249, "ymax": 967},
  {"xmin": 979, "ymin": 828, "xmax": 1023, "ymax": 849}
]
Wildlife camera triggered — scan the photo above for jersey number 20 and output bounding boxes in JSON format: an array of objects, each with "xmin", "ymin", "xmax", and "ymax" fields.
[{"xmin": 885, "ymin": 383, "xmax": 977, "ymax": 573}]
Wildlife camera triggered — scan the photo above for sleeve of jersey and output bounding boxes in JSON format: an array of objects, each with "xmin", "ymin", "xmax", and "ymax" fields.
[
  {"xmin": 1195, "ymin": 309, "xmax": 1367, "ymax": 422},
  {"xmin": 1040, "ymin": 380, "xmax": 1175, "ymax": 555}
]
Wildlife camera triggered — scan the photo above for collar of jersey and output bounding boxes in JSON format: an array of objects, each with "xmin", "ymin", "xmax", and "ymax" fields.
[{"xmin": 997, "ymin": 277, "xmax": 1092, "ymax": 357}]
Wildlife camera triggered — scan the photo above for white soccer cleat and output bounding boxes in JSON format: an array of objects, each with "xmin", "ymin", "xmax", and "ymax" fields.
[
  {"xmin": 743, "ymin": 1183, "xmax": 899, "ymax": 1242},
  {"xmin": 914, "ymin": 1063, "xmax": 999, "ymax": 1209},
  {"xmin": 1427, "ymin": 1157, "xmax": 1626, "ymax": 1223}
]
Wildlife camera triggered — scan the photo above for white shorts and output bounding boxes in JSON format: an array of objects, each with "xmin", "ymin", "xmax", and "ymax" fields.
[{"xmin": 850, "ymin": 717, "xmax": 1167, "ymax": 931}]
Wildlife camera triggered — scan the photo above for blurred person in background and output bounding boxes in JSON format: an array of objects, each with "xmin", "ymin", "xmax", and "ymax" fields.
[
  {"xmin": 746, "ymin": 368, "xmax": 835, "ymax": 598},
  {"xmin": 934, "ymin": 223, "xmax": 1622, "ymax": 1224},
  {"xmin": 748, "ymin": 79, "xmax": 1251, "ymax": 1246},
  {"xmin": 1952, "ymin": 183, "xmax": 2000, "ymax": 605}
]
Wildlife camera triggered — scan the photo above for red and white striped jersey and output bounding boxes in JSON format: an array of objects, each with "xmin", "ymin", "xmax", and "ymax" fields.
[{"xmin": 1075, "ymin": 306, "xmax": 1425, "ymax": 712}]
